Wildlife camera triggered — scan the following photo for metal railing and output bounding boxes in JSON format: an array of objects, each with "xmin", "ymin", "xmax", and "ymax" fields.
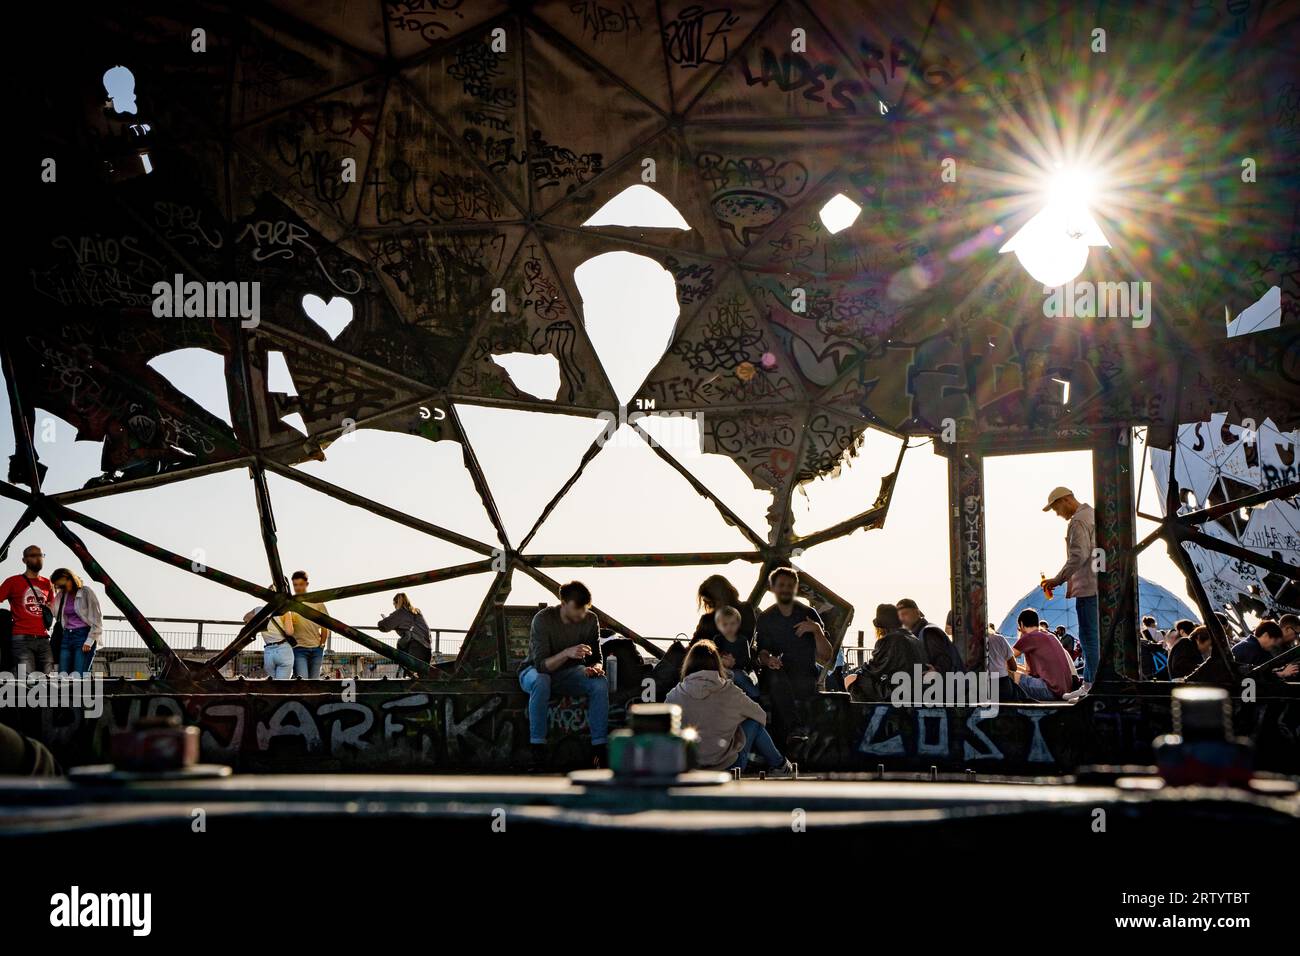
[
  {"xmin": 98, "ymin": 615, "xmax": 468, "ymax": 656},
  {"xmin": 89, "ymin": 616, "xmax": 467, "ymax": 678},
  {"xmin": 90, "ymin": 618, "xmax": 874, "ymax": 678}
]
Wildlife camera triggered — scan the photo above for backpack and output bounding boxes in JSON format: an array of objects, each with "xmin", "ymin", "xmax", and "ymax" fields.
[
  {"xmin": 650, "ymin": 641, "xmax": 688, "ymax": 702},
  {"xmin": 599, "ymin": 636, "xmax": 644, "ymax": 694}
]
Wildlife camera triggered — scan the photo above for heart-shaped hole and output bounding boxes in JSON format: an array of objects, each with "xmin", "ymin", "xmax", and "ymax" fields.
[{"xmin": 301, "ymin": 294, "xmax": 354, "ymax": 340}]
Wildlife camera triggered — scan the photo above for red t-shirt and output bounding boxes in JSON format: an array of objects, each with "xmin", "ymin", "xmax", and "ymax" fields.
[
  {"xmin": 1013, "ymin": 628, "xmax": 1076, "ymax": 698},
  {"xmin": 0, "ymin": 574, "xmax": 54, "ymax": 636}
]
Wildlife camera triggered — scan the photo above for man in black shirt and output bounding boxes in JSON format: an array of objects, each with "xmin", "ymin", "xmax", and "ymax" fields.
[
  {"xmin": 1231, "ymin": 620, "xmax": 1287, "ymax": 670},
  {"xmin": 897, "ymin": 598, "xmax": 962, "ymax": 674},
  {"xmin": 846, "ymin": 604, "xmax": 927, "ymax": 702},
  {"xmin": 755, "ymin": 567, "xmax": 831, "ymax": 745},
  {"xmin": 1179, "ymin": 625, "xmax": 1238, "ymax": 685}
]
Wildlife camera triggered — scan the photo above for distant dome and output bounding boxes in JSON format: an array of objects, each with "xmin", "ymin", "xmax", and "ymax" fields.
[{"xmin": 995, "ymin": 578, "xmax": 1197, "ymax": 636}]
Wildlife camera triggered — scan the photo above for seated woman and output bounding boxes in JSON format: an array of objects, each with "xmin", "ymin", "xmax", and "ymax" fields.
[
  {"xmin": 690, "ymin": 574, "xmax": 758, "ymax": 700},
  {"xmin": 666, "ymin": 640, "xmax": 794, "ymax": 776}
]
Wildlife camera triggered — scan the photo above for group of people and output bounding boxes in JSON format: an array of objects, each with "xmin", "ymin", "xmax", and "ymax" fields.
[
  {"xmin": 0, "ymin": 546, "xmax": 438, "ymax": 682},
  {"xmin": 518, "ymin": 561, "xmax": 1102, "ymax": 774},
  {"xmin": 246, "ymin": 572, "xmax": 434, "ymax": 679},
  {"xmin": 517, "ymin": 572, "xmax": 825, "ymax": 774},
  {"xmin": 513, "ymin": 486, "xmax": 1294, "ymax": 772},
  {"xmin": 1140, "ymin": 613, "xmax": 1299, "ymax": 683},
  {"xmin": 0, "ymin": 545, "xmax": 103, "ymax": 675}
]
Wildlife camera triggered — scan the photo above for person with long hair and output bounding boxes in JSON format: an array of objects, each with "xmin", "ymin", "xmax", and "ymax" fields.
[
  {"xmin": 691, "ymin": 574, "xmax": 758, "ymax": 699},
  {"xmin": 378, "ymin": 592, "xmax": 432, "ymax": 677},
  {"xmin": 48, "ymin": 568, "xmax": 102, "ymax": 675},
  {"xmin": 666, "ymin": 639, "xmax": 793, "ymax": 775}
]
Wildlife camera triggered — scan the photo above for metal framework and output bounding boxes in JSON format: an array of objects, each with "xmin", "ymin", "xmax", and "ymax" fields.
[{"xmin": 10, "ymin": 1, "xmax": 1298, "ymax": 686}]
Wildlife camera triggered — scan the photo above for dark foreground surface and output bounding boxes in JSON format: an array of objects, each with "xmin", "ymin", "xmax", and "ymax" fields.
[{"xmin": 2, "ymin": 768, "xmax": 1295, "ymax": 939}]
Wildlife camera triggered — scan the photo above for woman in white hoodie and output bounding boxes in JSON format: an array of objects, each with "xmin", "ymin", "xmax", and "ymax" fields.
[
  {"xmin": 666, "ymin": 640, "xmax": 793, "ymax": 775},
  {"xmin": 49, "ymin": 568, "xmax": 103, "ymax": 675}
]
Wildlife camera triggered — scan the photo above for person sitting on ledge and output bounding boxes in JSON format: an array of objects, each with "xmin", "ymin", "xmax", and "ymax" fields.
[
  {"xmin": 845, "ymin": 603, "xmax": 927, "ymax": 702},
  {"xmin": 690, "ymin": 574, "xmax": 758, "ymax": 700},
  {"xmin": 1054, "ymin": 625, "xmax": 1082, "ymax": 664},
  {"xmin": 519, "ymin": 580, "xmax": 608, "ymax": 769},
  {"xmin": 1009, "ymin": 608, "xmax": 1077, "ymax": 702},
  {"xmin": 897, "ymin": 598, "xmax": 962, "ymax": 674},
  {"xmin": 755, "ymin": 567, "xmax": 831, "ymax": 745},
  {"xmin": 667, "ymin": 640, "xmax": 793, "ymax": 776},
  {"xmin": 1165, "ymin": 619, "xmax": 1200, "ymax": 679},
  {"xmin": 1231, "ymin": 619, "xmax": 1286, "ymax": 671},
  {"xmin": 706, "ymin": 605, "xmax": 759, "ymax": 700},
  {"xmin": 1178, "ymin": 624, "xmax": 1238, "ymax": 685}
]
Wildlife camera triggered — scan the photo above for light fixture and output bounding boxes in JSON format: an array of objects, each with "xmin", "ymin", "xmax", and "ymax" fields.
[{"xmin": 999, "ymin": 165, "xmax": 1109, "ymax": 287}]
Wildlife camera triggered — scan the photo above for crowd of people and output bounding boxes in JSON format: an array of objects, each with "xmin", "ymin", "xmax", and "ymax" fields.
[
  {"xmin": 516, "ymin": 565, "xmax": 1299, "ymax": 772},
  {"xmin": 2, "ymin": 470, "xmax": 1295, "ymax": 783}
]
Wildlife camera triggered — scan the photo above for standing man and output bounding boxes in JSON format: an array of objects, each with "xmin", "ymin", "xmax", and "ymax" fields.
[
  {"xmin": 897, "ymin": 598, "xmax": 962, "ymax": 674},
  {"xmin": 1040, "ymin": 486, "xmax": 1099, "ymax": 690},
  {"xmin": 0, "ymin": 545, "xmax": 56, "ymax": 675},
  {"xmin": 755, "ymin": 567, "xmax": 832, "ymax": 745},
  {"xmin": 285, "ymin": 570, "xmax": 329, "ymax": 679},
  {"xmin": 519, "ymin": 581, "xmax": 608, "ymax": 769}
]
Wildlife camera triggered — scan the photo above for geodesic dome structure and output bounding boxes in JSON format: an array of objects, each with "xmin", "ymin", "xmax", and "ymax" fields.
[
  {"xmin": 11, "ymin": 0, "xmax": 1299, "ymax": 678},
  {"xmin": 996, "ymin": 576, "xmax": 1197, "ymax": 636}
]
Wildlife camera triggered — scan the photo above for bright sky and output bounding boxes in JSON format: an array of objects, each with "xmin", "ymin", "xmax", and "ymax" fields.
[{"xmin": 1, "ymin": 187, "xmax": 1195, "ymax": 647}]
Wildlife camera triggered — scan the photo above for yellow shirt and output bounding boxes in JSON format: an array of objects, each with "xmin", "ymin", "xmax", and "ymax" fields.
[{"xmin": 283, "ymin": 602, "xmax": 328, "ymax": 648}]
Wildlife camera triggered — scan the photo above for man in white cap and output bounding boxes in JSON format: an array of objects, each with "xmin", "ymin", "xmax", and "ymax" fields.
[{"xmin": 1041, "ymin": 486, "xmax": 1098, "ymax": 693}]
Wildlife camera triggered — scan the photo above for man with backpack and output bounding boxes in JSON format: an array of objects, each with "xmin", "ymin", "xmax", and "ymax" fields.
[
  {"xmin": 897, "ymin": 598, "xmax": 963, "ymax": 674},
  {"xmin": 0, "ymin": 545, "xmax": 56, "ymax": 675}
]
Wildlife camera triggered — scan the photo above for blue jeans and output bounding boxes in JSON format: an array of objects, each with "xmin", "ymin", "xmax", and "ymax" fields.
[
  {"xmin": 293, "ymin": 645, "xmax": 324, "ymax": 678},
  {"xmin": 519, "ymin": 665, "xmax": 608, "ymax": 745},
  {"xmin": 264, "ymin": 641, "xmax": 294, "ymax": 679},
  {"xmin": 1016, "ymin": 674, "xmax": 1060, "ymax": 701},
  {"xmin": 58, "ymin": 626, "xmax": 96, "ymax": 674},
  {"xmin": 731, "ymin": 669, "xmax": 760, "ymax": 700},
  {"xmin": 730, "ymin": 718, "xmax": 785, "ymax": 771},
  {"xmin": 1075, "ymin": 594, "xmax": 1099, "ymax": 684}
]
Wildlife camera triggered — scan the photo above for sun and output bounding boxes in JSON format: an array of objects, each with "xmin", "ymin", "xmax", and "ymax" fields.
[{"xmin": 1000, "ymin": 162, "xmax": 1111, "ymax": 288}]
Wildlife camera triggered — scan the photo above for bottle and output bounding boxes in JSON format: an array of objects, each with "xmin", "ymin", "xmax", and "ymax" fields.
[{"xmin": 1040, "ymin": 572, "xmax": 1054, "ymax": 601}]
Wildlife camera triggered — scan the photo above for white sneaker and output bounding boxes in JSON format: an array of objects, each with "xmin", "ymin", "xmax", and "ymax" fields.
[
  {"xmin": 765, "ymin": 761, "xmax": 796, "ymax": 779},
  {"xmin": 1062, "ymin": 681, "xmax": 1092, "ymax": 702}
]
